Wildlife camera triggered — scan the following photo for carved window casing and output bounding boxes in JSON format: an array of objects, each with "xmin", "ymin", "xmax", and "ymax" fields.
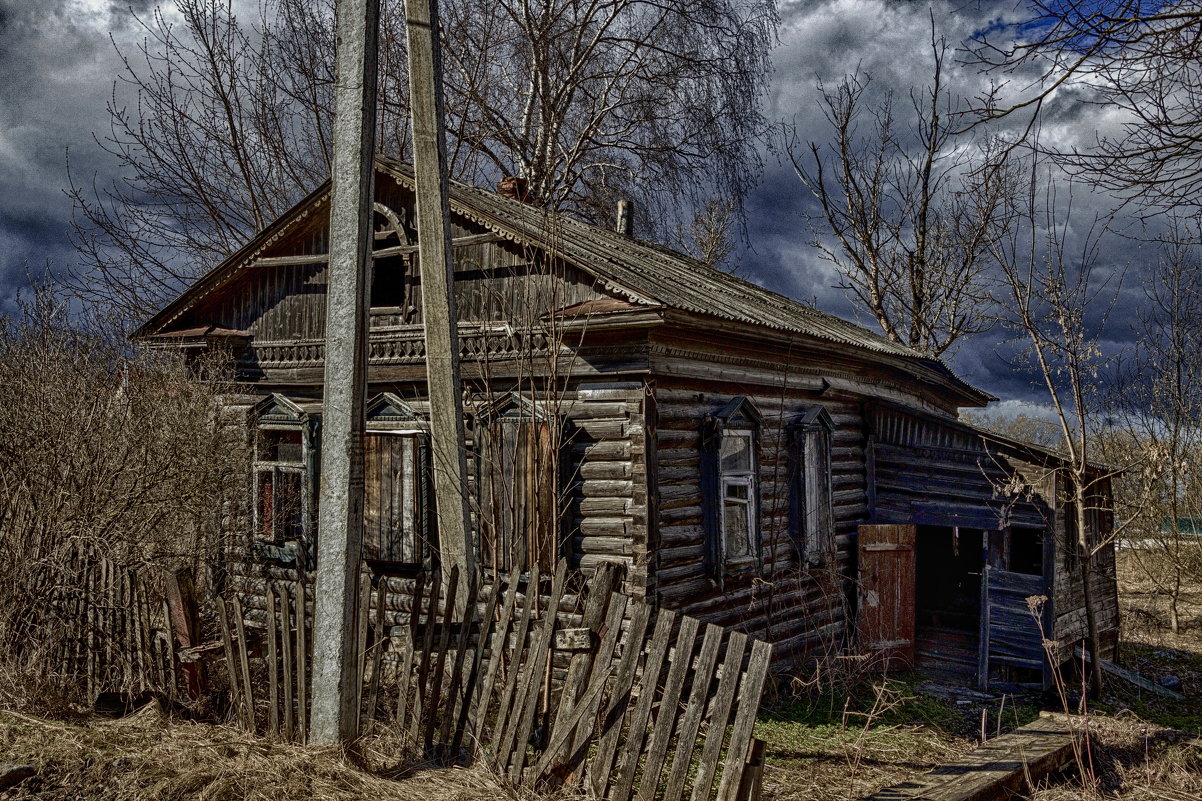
[
  {"xmin": 702, "ymin": 397, "xmax": 763, "ymax": 584},
  {"xmin": 791, "ymin": 406, "xmax": 834, "ymax": 567}
]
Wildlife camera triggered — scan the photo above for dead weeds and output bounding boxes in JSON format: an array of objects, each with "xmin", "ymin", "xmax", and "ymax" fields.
[{"xmin": 0, "ymin": 704, "xmax": 540, "ymax": 801}]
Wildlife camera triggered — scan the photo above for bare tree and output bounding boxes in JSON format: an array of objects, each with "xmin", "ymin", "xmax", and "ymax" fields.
[
  {"xmin": 68, "ymin": 0, "xmax": 777, "ymax": 326},
  {"xmin": 991, "ymin": 159, "xmax": 1129, "ymax": 696},
  {"xmin": 1107, "ymin": 226, "xmax": 1202, "ymax": 634},
  {"xmin": 970, "ymin": 0, "xmax": 1202, "ymax": 211},
  {"xmin": 0, "ymin": 287, "xmax": 249, "ymax": 678},
  {"xmin": 794, "ymin": 31, "xmax": 1012, "ymax": 357}
]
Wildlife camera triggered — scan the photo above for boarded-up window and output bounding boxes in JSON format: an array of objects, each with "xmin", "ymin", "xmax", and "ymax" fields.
[
  {"xmin": 363, "ymin": 433, "xmax": 430, "ymax": 567},
  {"xmin": 477, "ymin": 416, "xmax": 559, "ymax": 574},
  {"xmin": 792, "ymin": 406, "xmax": 834, "ymax": 566},
  {"xmin": 255, "ymin": 428, "xmax": 306, "ymax": 544}
]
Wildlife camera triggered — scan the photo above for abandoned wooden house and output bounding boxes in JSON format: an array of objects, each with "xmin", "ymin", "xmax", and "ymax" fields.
[{"xmin": 133, "ymin": 156, "xmax": 1119, "ymax": 690}]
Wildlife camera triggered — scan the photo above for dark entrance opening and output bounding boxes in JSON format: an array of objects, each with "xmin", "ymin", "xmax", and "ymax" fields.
[{"xmin": 914, "ymin": 525, "xmax": 982, "ymax": 682}]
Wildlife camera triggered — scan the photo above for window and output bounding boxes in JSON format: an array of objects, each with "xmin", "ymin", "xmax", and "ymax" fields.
[
  {"xmin": 363, "ymin": 433, "xmax": 430, "ymax": 569},
  {"xmin": 362, "ymin": 393, "xmax": 432, "ymax": 572},
  {"xmin": 791, "ymin": 406, "xmax": 834, "ymax": 566},
  {"xmin": 701, "ymin": 397, "xmax": 762, "ymax": 582},
  {"xmin": 255, "ymin": 427, "xmax": 307, "ymax": 544},
  {"xmin": 1009, "ymin": 526, "xmax": 1044, "ymax": 575},
  {"xmin": 475, "ymin": 396, "xmax": 563, "ymax": 574}
]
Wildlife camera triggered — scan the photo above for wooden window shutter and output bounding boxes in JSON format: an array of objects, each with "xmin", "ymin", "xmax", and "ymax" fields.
[
  {"xmin": 700, "ymin": 413, "xmax": 724, "ymax": 582},
  {"xmin": 479, "ymin": 415, "xmax": 559, "ymax": 574}
]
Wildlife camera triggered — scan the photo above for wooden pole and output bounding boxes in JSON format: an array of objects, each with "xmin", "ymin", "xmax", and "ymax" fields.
[
  {"xmin": 310, "ymin": 0, "xmax": 379, "ymax": 744},
  {"xmin": 405, "ymin": 0, "xmax": 474, "ymax": 585}
]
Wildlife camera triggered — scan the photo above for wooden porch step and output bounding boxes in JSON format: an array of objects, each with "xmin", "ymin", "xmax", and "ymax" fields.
[{"xmin": 859, "ymin": 714, "xmax": 1077, "ymax": 801}]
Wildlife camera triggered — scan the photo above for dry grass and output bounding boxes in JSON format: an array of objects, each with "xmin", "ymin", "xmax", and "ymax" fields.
[{"xmin": 0, "ymin": 704, "xmax": 541, "ymax": 801}]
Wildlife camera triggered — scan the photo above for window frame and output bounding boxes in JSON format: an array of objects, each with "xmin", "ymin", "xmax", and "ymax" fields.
[
  {"xmin": 252, "ymin": 423, "xmax": 310, "ymax": 547},
  {"xmin": 701, "ymin": 397, "xmax": 763, "ymax": 584}
]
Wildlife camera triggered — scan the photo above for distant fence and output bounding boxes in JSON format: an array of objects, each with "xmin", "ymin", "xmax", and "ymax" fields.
[
  {"xmin": 43, "ymin": 553, "xmax": 181, "ymax": 704},
  {"xmin": 217, "ymin": 560, "xmax": 772, "ymax": 801}
]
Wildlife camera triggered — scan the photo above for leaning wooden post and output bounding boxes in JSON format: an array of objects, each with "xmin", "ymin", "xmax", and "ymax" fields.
[
  {"xmin": 406, "ymin": 0, "xmax": 474, "ymax": 587},
  {"xmin": 310, "ymin": 0, "xmax": 379, "ymax": 744}
]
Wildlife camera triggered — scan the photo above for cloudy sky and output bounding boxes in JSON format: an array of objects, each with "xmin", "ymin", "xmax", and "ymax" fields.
[{"xmin": 0, "ymin": 0, "xmax": 1151, "ymax": 409}]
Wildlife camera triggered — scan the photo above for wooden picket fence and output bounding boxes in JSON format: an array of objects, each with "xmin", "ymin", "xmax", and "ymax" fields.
[
  {"xmin": 218, "ymin": 560, "xmax": 771, "ymax": 801},
  {"xmin": 44, "ymin": 554, "xmax": 179, "ymax": 704}
]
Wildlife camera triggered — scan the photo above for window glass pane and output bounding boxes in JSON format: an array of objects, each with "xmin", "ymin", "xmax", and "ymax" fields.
[
  {"xmin": 725, "ymin": 483, "xmax": 749, "ymax": 500},
  {"xmin": 260, "ymin": 429, "xmax": 303, "ymax": 463},
  {"xmin": 720, "ymin": 432, "xmax": 751, "ymax": 473},
  {"xmin": 277, "ymin": 471, "xmax": 304, "ymax": 540},
  {"xmin": 723, "ymin": 499, "xmax": 750, "ymax": 557}
]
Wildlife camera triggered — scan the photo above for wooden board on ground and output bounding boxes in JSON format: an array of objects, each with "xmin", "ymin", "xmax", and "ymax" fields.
[{"xmin": 860, "ymin": 715, "xmax": 1078, "ymax": 801}]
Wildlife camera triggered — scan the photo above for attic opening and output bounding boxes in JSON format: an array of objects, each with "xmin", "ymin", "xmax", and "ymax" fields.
[{"xmin": 371, "ymin": 254, "xmax": 410, "ymax": 310}]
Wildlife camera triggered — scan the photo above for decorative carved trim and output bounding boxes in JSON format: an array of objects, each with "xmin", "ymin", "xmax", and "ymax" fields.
[{"xmin": 248, "ymin": 326, "xmax": 559, "ymax": 368}]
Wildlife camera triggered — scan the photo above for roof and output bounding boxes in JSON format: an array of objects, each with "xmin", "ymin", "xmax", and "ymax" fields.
[{"xmin": 135, "ymin": 156, "xmax": 990, "ymax": 404}]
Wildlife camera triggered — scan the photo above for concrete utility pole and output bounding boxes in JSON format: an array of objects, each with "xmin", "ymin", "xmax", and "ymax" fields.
[
  {"xmin": 310, "ymin": 0, "xmax": 379, "ymax": 745},
  {"xmin": 406, "ymin": 0, "xmax": 474, "ymax": 582}
]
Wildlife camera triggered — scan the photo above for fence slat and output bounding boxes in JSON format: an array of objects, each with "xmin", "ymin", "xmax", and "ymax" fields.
[
  {"xmin": 507, "ymin": 559, "xmax": 569, "ymax": 781},
  {"xmin": 267, "ymin": 588, "xmax": 280, "ymax": 736},
  {"xmin": 662, "ymin": 624, "xmax": 724, "ymax": 801},
  {"xmin": 715, "ymin": 640, "xmax": 772, "ymax": 801},
  {"xmin": 295, "ymin": 581, "xmax": 308, "ymax": 741},
  {"xmin": 422, "ymin": 566, "xmax": 460, "ymax": 751},
  {"xmin": 690, "ymin": 631, "xmax": 748, "ymax": 801},
  {"xmin": 280, "ymin": 583, "xmax": 295, "ymax": 740},
  {"xmin": 588, "ymin": 601, "xmax": 652, "ymax": 798},
  {"xmin": 637, "ymin": 614, "xmax": 702, "ymax": 801},
  {"xmin": 611, "ymin": 609, "xmax": 677, "ymax": 801},
  {"xmin": 491, "ymin": 564, "xmax": 539, "ymax": 752}
]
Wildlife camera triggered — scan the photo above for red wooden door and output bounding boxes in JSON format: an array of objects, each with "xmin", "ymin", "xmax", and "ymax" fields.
[{"xmin": 857, "ymin": 524, "xmax": 916, "ymax": 670}]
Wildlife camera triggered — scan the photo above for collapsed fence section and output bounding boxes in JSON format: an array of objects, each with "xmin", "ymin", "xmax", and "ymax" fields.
[{"xmin": 221, "ymin": 560, "xmax": 772, "ymax": 801}]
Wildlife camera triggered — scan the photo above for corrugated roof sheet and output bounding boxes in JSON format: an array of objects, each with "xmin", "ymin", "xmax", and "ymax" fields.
[
  {"xmin": 377, "ymin": 158, "xmax": 986, "ymax": 400},
  {"xmin": 136, "ymin": 156, "xmax": 987, "ymax": 403}
]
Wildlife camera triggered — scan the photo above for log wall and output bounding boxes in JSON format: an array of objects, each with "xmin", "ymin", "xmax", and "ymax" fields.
[{"xmin": 647, "ymin": 374, "xmax": 866, "ymax": 664}]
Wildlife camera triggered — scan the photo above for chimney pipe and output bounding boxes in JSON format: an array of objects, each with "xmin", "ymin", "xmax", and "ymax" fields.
[
  {"xmin": 497, "ymin": 175, "xmax": 529, "ymax": 202},
  {"xmin": 616, "ymin": 199, "xmax": 634, "ymax": 236}
]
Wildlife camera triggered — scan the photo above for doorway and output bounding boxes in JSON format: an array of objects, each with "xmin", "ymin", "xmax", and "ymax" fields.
[{"xmin": 914, "ymin": 525, "xmax": 983, "ymax": 683}]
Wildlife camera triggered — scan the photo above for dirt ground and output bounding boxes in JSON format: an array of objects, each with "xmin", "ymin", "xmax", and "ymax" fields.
[{"xmin": 2, "ymin": 551, "xmax": 1199, "ymax": 801}]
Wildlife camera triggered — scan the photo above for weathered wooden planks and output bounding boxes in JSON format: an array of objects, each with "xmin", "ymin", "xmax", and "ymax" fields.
[{"xmin": 860, "ymin": 715, "xmax": 1078, "ymax": 801}]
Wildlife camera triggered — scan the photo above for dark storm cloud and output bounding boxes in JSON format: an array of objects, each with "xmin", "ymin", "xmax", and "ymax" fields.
[
  {"xmin": 0, "ymin": 1, "xmax": 128, "ymax": 314},
  {"xmin": 733, "ymin": 0, "xmax": 1159, "ymax": 407}
]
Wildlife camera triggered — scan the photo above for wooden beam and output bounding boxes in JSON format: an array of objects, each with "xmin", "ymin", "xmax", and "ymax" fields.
[
  {"xmin": 252, "ymin": 232, "xmax": 502, "ymax": 267},
  {"xmin": 405, "ymin": 0, "xmax": 474, "ymax": 583}
]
